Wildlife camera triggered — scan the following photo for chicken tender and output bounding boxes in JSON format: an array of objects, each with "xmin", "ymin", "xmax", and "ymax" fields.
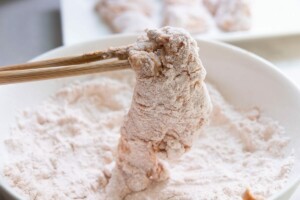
[
  {"xmin": 95, "ymin": 0, "xmax": 157, "ymax": 33},
  {"xmin": 203, "ymin": 0, "xmax": 220, "ymax": 15},
  {"xmin": 162, "ymin": 0, "xmax": 212, "ymax": 33},
  {"xmin": 213, "ymin": 0, "xmax": 252, "ymax": 31},
  {"xmin": 106, "ymin": 27, "xmax": 212, "ymax": 199}
]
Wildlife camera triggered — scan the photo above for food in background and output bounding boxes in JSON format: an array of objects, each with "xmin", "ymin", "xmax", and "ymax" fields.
[
  {"xmin": 203, "ymin": 0, "xmax": 220, "ymax": 15},
  {"xmin": 213, "ymin": 0, "xmax": 252, "ymax": 31},
  {"xmin": 162, "ymin": 0, "xmax": 213, "ymax": 33},
  {"xmin": 95, "ymin": 0, "xmax": 157, "ymax": 33},
  {"xmin": 95, "ymin": 0, "xmax": 252, "ymax": 33}
]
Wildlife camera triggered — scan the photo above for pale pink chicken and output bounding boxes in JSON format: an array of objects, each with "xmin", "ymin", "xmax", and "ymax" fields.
[
  {"xmin": 162, "ymin": 0, "xmax": 212, "ymax": 33},
  {"xmin": 204, "ymin": 0, "xmax": 252, "ymax": 31},
  {"xmin": 203, "ymin": 0, "xmax": 220, "ymax": 15},
  {"xmin": 106, "ymin": 27, "xmax": 212, "ymax": 199},
  {"xmin": 95, "ymin": 0, "xmax": 157, "ymax": 33}
]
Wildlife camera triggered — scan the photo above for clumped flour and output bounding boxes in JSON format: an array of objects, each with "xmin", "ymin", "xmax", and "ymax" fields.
[{"xmin": 2, "ymin": 73, "xmax": 294, "ymax": 200}]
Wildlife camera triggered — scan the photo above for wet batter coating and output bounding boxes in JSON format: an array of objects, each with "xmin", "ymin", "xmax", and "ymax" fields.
[{"xmin": 106, "ymin": 27, "xmax": 212, "ymax": 199}]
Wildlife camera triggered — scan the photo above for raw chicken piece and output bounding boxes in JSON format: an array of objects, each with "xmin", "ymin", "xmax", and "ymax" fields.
[
  {"xmin": 213, "ymin": 0, "xmax": 252, "ymax": 31},
  {"xmin": 95, "ymin": 0, "xmax": 157, "ymax": 33},
  {"xmin": 106, "ymin": 27, "xmax": 212, "ymax": 199},
  {"xmin": 162, "ymin": 0, "xmax": 213, "ymax": 33}
]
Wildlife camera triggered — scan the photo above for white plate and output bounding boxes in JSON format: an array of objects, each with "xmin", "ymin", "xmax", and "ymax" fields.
[
  {"xmin": 60, "ymin": 0, "xmax": 300, "ymax": 45},
  {"xmin": 0, "ymin": 36, "xmax": 300, "ymax": 199}
]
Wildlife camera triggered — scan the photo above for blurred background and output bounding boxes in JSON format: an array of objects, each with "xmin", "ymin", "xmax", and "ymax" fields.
[
  {"xmin": 0, "ymin": 0, "xmax": 300, "ymax": 199},
  {"xmin": 1, "ymin": 0, "xmax": 300, "ymax": 87}
]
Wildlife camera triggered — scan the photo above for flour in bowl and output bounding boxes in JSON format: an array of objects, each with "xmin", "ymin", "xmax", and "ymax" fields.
[{"xmin": 2, "ymin": 71, "xmax": 294, "ymax": 200}]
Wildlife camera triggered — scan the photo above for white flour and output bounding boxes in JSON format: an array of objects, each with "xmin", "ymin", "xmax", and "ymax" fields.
[{"xmin": 2, "ymin": 72, "xmax": 294, "ymax": 200}]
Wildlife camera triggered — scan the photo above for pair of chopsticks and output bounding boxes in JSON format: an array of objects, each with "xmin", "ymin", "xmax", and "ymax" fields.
[{"xmin": 0, "ymin": 49, "xmax": 131, "ymax": 85}]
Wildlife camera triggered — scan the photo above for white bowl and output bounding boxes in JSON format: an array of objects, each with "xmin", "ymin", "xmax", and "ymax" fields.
[{"xmin": 0, "ymin": 35, "xmax": 299, "ymax": 200}]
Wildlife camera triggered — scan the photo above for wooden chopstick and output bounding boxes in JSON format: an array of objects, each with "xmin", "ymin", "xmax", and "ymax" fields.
[
  {"xmin": 0, "ymin": 60, "xmax": 131, "ymax": 85},
  {"xmin": 0, "ymin": 48, "xmax": 129, "ymax": 72}
]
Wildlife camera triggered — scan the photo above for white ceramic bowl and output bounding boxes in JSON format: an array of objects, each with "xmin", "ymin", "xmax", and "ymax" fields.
[{"xmin": 0, "ymin": 35, "xmax": 299, "ymax": 200}]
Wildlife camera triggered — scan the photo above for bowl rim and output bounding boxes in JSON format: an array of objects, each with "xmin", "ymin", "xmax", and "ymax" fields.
[{"xmin": 1, "ymin": 34, "xmax": 299, "ymax": 200}]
